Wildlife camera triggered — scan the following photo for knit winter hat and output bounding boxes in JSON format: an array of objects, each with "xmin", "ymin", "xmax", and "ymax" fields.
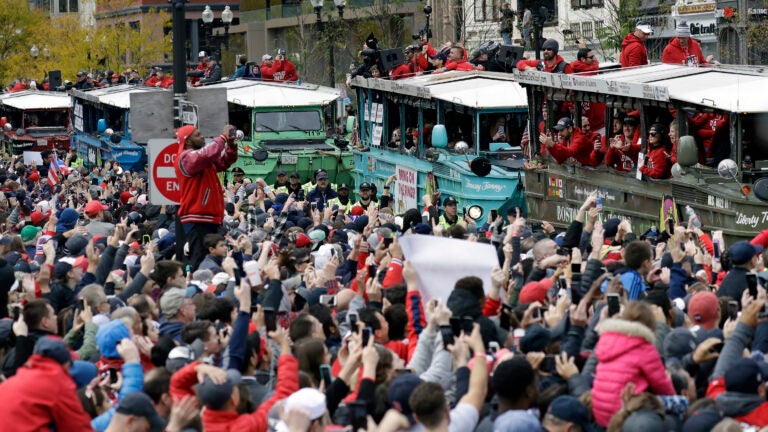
[{"xmin": 676, "ymin": 21, "xmax": 691, "ymax": 38}]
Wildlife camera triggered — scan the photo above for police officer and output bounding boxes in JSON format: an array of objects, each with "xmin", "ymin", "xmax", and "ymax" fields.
[
  {"xmin": 327, "ymin": 183, "xmax": 352, "ymax": 214},
  {"xmin": 287, "ymin": 172, "xmax": 305, "ymax": 201},
  {"xmin": 305, "ymin": 169, "xmax": 338, "ymax": 212},
  {"xmin": 438, "ymin": 196, "xmax": 460, "ymax": 229},
  {"xmin": 274, "ymin": 169, "xmax": 289, "ymax": 193}
]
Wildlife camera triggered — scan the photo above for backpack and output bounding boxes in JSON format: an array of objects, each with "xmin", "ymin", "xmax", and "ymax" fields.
[{"xmin": 537, "ymin": 59, "xmax": 568, "ymax": 74}]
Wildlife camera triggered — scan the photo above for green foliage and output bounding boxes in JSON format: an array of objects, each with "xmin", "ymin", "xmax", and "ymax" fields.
[
  {"xmin": 745, "ymin": 18, "xmax": 768, "ymax": 64},
  {"xmin": 0, "ymin": 0, "xmax": 46, "ymax": 83}
]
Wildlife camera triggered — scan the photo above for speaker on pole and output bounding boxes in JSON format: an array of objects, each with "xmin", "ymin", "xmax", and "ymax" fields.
[
  {"xmin": 379, "ymin": 49, "xmax": 405, "ymax": 71},
  {"xmin": 48, "ymin": 70, "xmax": 62, "ymax": 89}
]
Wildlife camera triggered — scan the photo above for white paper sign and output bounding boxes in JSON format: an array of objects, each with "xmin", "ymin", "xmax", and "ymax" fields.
[
  {"xmin": 364, "ymin": 103, "xmax": 370, "ymax": 121},
  {"xmin": 399, "ymin": 235, "xmax": 497, "ymax": 302},
  {"xmin": 636, "ymin": 152, "xmax": 645, "ymax": 180},
  {"xmin": 395, "ymin": 165, "xmax": 418, "ymax": 214},
  {"xmin": 372, "ymin": 125, "xmax": 383, "ymax": 147},
  {"xmin": 23, "ymin": 151, "xmax": 43, "ymax": 166},
  {"xmin": 375, "ymin": 103, "xmax": 384, "ymax": 124}
]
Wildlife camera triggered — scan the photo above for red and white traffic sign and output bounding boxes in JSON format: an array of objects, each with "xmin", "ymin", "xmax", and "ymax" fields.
[{"xmin": 148, "ymin": 139, "xmax": 180, "ymax": 205}]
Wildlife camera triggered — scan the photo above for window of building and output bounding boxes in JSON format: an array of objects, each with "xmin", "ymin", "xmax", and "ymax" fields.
[
  {"xmin": 581, "ymin": 21, "xmax": 593, "ymax": 39},
  {"xmin": 571, "ymin": 0, "xmax": 603, "ymax": 10},
  {"xmin": 570, "ymin": 23, "xmax": 581, "ymax": 39},
  {"xmin": 475, "ymin": 0, "xmax": 501, "ymax": 22}
]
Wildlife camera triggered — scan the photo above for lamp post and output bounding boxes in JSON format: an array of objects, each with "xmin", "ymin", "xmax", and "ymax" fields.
[
  {"xmin": 169, "ymin": 0, "xmax": 188, "ymax": 127},
  {"xmin": 201, "ymin": 4, "xmax": 233, "ymax": 61},
  {"xmin": 310, "ymin": 0, "xmax": 345, "ymax": 89}
]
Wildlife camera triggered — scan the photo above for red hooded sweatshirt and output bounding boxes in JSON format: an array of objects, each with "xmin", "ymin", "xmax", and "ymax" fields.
[
  {"xmin": 619, "ymin": 33, "xmax": 648, "ymax": 68},
  {"xmin": 661, "ymin": 37, "xmax": 707, "ymax": 66}
]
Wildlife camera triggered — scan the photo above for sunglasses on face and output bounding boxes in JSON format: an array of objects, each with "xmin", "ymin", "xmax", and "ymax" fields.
[
  {"xmin": 543, "ymin": 48, "xmax": 555, "ymax": 51},
  {"xmin": 586, "ymin": 55, "xmax": 595, "ymax": 59},
  {"xmin": 649, "ymin": 131, "xmax": 658, "ymax": 136}
]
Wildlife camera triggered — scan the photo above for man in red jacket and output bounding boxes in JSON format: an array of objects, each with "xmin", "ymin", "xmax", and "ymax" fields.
[
  {"xmin": 620, "ymin": 23, "xmax": 652, "ymax": 68},
  {"xmin": 516, "ymin": 39, "xmax": 568, "ymax": 73},
  {"xmin": 605, "ymin": 115, "xmax": 641, "ymax": 172},
  {"xmin": 0, "ymin": 337, "xmax": 94, "ymax": 431},
  {"xmin": 541, "ymin": 117, "xmax": 596, "ymax": 166},
  {"xmin": 170, "ymin": 328, "xmax": 298, "ymax": 432},
  {"xmin": 174, "ymin": 124, "xmax": 238, "ymax": 271},
  {"xmin": 270, "ymin": 49, "xmax": 299, "ymax": 82},
  {"xmin": 662, "ymin": 21, "xmax": 714, "ymax": 66},
  {"xmin": 391, "ymin": 45, "xmax": 424, "ymax": 80}
]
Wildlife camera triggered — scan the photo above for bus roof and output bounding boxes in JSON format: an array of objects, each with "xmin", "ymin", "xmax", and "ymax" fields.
[
  {"xmin": 203, "ymin": 80, "xmax": 340, "ymax": 108},
  {"xmin": 0, "ymin": 91, "xmax": 71, "ymax": 110},
  {"xmin": 70, "ymin": 84, "xmax": 169, "ymax": 109},
  {"xmin": 352, "ymin": 71, "xmax": 528, "ymax": 109},
  {"xmin": 514, "ymin": 63, "xmax": 768, "ymax": 113}
]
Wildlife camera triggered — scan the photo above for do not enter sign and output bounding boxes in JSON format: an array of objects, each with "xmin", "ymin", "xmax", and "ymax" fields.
[{"xmin": 148, "ymin": 139, "xmax": 181, "ymax": 205}]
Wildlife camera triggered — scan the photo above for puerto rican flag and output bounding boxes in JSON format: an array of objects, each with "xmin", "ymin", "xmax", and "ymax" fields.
[{"xmin": 47, "ymin": 154, "xmax": 70, "ymax": 187}]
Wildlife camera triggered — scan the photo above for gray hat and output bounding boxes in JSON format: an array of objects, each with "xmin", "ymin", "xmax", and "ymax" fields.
[
  {"xmin": 663, "ymin": 327, "xmax": 697, "ymax": 360},
  {"xmin": 192, "ymin": 269, "xmax": 213, "ymax": 283},
  {"xmin": 197, "ymin": 369, "xmax": 242, "ymax": 409},
  {"xmin": 65, "ymin": 234, "xmax": 89, "ymax": 256},
  {"xmin": 160, "ymin": 288, "xmax": 186, "ymax": 319},
  {"xmin": 542, "ymin": 39, "xmax": 559, "ymax": 53}
]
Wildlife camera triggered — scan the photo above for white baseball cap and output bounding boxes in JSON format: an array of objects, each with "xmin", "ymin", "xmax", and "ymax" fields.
[
  {"xmin": 636, "ymin": 23, "xmax": 653, "ymax": 34},
  {"xmin": 262, "ymin": 54, "xmax": 273, "ymax": 61},
  {"xmin": 198, "ymin": 51, "xmax": 207, "ymax": 58}
]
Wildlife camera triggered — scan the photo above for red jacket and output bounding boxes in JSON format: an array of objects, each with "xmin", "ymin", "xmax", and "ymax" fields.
[
  {"xmin": 517, "ymin": 55, "xmax": 567, "ymax": 73},
  {"xmin": 145, "ymin": 75, "xmax": 174, "ymax": 88},
  {"xmin": 0, "ymin": 355, "xmax": 94, "ymax": 431},
  {"xmin": 175, "ymin": 134, "xmax": 238, "ymax": 225},
  {"xmin": 619, "ymin": 33, "xmax": 648, "ymax": 68},
  {"xmin": 661, "ymin": 37, "xmax": 707, "ymax": 66},
  {"xmin": 605, "ymin": 130, "xmax": 641, "ymax": 172},
  {"xmin": 639, "ymin": 145, "xmax": 672, "ymax": 179},
  {"xmin": 706, "ymin": 377, "xmax": 768, "ymax": 428},
  {"xmin": 260, "ymin": 62, "xmax": 275, "ymax": 81},
  {"xmin": 190, "ymin": 61, "xmax": 206, "ymax": 85},
  {"xmin": 548, "ymin": 127, "xmax": 597, "ymax": 166},
  {"xmin": 267, "ymin": 59, "xmax": 299, "ymax": 82},
  {"xmin": 391, "ymin": 63, "xmax": 416, "ymax": 80},
  {"xmin": 171, "ymin": 356, "xmax": 299, "ymax": 432},
  {"xmin": 688, "ymin": 112, "xmax": 728, "ymax": 162}
]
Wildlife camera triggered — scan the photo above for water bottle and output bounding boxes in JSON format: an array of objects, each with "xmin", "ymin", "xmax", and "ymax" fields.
[{"xmin": 685, "ymin": 205, "xmax": 701, "ymax": 229}]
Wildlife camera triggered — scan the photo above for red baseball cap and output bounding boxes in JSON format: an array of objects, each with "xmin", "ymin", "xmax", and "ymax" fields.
[
  {"xmin": 295, "ymin": 233, "xmax": 310, "ymax": 248},
  {"xmin": 84, "ymin": 200, "xmax": 109, "ymax": 217}
]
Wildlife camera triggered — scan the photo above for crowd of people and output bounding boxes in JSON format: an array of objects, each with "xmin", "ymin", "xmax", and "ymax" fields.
[
  {"xmin": 4, "ymin": 48, "xmax": 301, "ymax": 94},
  {"xmin": 0, "ymin": 119, "xmax": 764, "ymax": 431}
]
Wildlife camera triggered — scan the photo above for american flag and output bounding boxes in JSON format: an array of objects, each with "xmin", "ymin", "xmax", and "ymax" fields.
[{"xmin": 47, "ymin": 160, "xmax": 59, "ymax": 187}]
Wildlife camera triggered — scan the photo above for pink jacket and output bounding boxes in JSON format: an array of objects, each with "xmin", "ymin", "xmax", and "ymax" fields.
[{"xmin": 591, "ymin": 319, "xmax": 675, "ymax": 426}]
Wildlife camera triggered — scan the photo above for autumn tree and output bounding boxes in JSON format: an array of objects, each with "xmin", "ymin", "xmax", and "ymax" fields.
[{"xmin": 0, "ymin": 0, "xmax": 46, "ymax": 84}]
